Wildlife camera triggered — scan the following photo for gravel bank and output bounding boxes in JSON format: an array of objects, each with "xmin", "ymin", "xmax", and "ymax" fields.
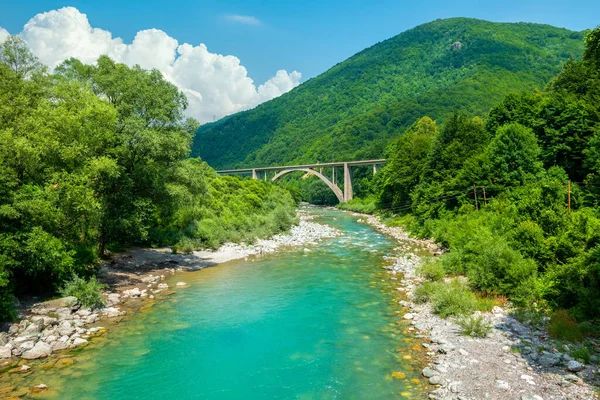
[{"xmin": 361, "ymin": 213, "xmax": 599, "ymax": 400}]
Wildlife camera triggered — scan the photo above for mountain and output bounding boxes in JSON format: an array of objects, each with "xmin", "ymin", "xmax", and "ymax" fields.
[{"xmin": 191, "ymin": 18, "xmax": 585, "ymax": 169}]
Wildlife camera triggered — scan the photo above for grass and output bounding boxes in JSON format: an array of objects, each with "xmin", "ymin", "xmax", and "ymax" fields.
[
  {"xmin": 548, "ymin": 310, "xmax": 583, "ymax": 342},
  {"xmin": 457, "ymin": 314, "xmax": 493, "ymax": 338},
  {"xmin": 570, "ymin": 345, "xmax": 592, "ymax": 363}
]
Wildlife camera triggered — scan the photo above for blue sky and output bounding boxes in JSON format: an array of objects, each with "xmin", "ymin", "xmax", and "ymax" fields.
[{"xmin": 1, "ymin": 0, "xmax": 598, "ymax": 83}]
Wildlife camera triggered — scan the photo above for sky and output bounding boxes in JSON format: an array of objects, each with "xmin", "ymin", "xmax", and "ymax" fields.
[{"xmin": 0, "ymin": 0, "xmax": 598, "ymax": 122}]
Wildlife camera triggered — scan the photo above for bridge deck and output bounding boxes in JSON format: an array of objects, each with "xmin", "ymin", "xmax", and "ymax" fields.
[{"xmin": 217, "ymin": 159, "xmax": 386, "ymax": 174}]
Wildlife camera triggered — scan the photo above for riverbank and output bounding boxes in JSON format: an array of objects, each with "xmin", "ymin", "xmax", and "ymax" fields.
[
  {"xmin": 0, "ymin": 208, "xmax": 339, "ymax": 374},
  {"xmin": 360, "ymin": 213, "xmax": 600, "ymax": 400}
]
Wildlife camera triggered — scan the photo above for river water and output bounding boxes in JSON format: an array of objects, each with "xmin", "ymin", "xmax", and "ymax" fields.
[{"xmin": 3, "ymin": 208, "xmax": 424, "ymax": 399}]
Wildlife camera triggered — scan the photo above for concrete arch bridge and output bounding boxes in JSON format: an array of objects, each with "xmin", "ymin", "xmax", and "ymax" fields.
[{"xmin": 217, "ymin": 159, "xmax": 386, "ymax": 203}]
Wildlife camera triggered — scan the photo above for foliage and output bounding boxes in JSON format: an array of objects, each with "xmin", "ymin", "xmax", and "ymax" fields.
[
  {"xmin": 0, "ymin": 39, "xmax": 297, "ymax": 321},
  {"xmin": 457, "ymin": 314, "xmax": 493, "ymax": 338},
  {"xmin": 548, "ymin": 310, "xmax": 583, "ymax": 342},
  {"xmin": 193, "ymin": 19, "xmax": 584, "ymax": 171},
  {"xmin": 60, "ymin": 275, "xmax": 106, "ymax": 309},
  {"xmin": 336, "ymin": 196, "xmax": 377, "ymax": 214},
  {"xmin": 416, "ymin": 259, "xmax": 445, "ymax": 282},
  {"xmin": 412, "ymin": 279, "xmax": 477, "ymax": 317},
  {"xmin": 366, "ymin": 25, "xmax": 600, "ymax": 325}
]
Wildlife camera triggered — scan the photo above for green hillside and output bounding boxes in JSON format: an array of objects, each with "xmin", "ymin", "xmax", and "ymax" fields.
[{"xmin": 191, "ymin": 18, "xmax": 584, "ymax": 169}]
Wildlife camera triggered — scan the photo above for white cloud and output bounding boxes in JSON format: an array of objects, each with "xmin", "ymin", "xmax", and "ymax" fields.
[
  {"xmin": 11, "ymin": 7, "xmax": 300, "ymax": 123},
  {"xmin": 0, "ymin": 26, "xmax": 10, "ymax": 44},
  {"xmin": 224, "ymin": 15, "xmax": 261, "ymax": 26}
]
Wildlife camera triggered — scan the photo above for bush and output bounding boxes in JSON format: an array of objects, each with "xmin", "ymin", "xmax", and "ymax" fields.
[
  {"xmin": 457, "ymin": 314, "xmax": 493, "ymax": 338},
  {"xmin": 60, "ymin": 275, "xmax": 106, "ymax": 309},
  {"xmin": 417, "ymin": 260, "xmax": 445, "ymax": 282},
  {"xmin": 412, "ymin": 279, "xmax": 477, "ymax": 317},
  {"xmin": 548, "ymin": 310, "xmax": 583, "ymax": 342},
  {"xmin": 431, "ymin": 279, "xmax": 478, "ymax": 318}
]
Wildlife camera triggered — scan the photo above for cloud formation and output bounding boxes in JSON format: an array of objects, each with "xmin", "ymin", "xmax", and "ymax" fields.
[
  {"xmin": 0, "ymin": 7, "xmax": 300, "ymax": 123},
  {"xmin": 224, "ymin": 15, "xmax": 261, "ymax": 26}
]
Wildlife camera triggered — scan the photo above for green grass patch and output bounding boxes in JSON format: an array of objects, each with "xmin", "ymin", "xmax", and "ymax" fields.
[
  {"xmin": 416, "ymin": 260, "xmax": 445, "ymax": 282},
  {"xmin": 548, "ymin": 310, "xmax": 583, "ymax": 342}
]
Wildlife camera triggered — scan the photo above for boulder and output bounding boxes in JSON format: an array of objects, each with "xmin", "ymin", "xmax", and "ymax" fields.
[
  {"xmin": 31, "ymin": 296, "xmax": 78, "ymax": 314},
  {"xmin": 72, "ymin": 338, "xmax": 88, "ymax": 347},
  {"xmin": 22, "ymin": 341, "xmax": 52, "ymax": 359},
  {"xmin": 0, "ymin": 346, "xmax": 11, "ymax": 359},
  {"xmin": 567, "ymin": 360, "xmax": 584, "ymax": 372},
  {"xmin": 537, "ymin": 353, "xmax": 561, "ymax": 368}
]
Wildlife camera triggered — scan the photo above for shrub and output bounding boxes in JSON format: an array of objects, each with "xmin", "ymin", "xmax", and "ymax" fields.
[
  {"xmin": 413, "ymin": 279, "xmax": 477, "ymax": 317},
  {"xmin": 458, "ymin": 314, "xmax": 493, "ymax": 338},
  {"xmin": 413, "ymin": 282, "xmax": 438, "ymax": 304},
  {"xmin": 548, "ymin": 310, "xmax": 583, "ymax": 342},
  {"xmin": 60, "ymin": 275, "xmax": 106, "ymax": 309},
  {"xmin": 431, "ymin": 279, "xmax": 478, "ymax": 318},
  {"xmin": 417, "ymin": 260, "xmax": 445, "ymax": 282}
]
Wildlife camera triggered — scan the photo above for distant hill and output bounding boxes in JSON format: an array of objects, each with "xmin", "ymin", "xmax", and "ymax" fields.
[{"xmin": 191, "ymin": 18, "xmax": 584, "ymax": 169}]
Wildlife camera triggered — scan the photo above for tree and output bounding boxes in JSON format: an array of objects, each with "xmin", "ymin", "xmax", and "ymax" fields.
[
  {"xmin": 378, "ymin": 116, "xmax": 437, "ymax": 210},
  {"xmin": 485, "ymin": 123, "xmax": 543, "ymax": 186}
]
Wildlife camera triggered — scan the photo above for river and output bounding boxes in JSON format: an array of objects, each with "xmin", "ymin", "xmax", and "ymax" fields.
[{"xmin": 2, "ymin": 208, "xmax": 424, "ymax": 399}]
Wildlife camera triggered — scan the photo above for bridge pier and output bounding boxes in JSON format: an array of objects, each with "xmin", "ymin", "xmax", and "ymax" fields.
[
  {"xmin": 252, "ymin": 169, "xmax": 258, "ymax": 179},
  {"xmin": 343, "ymin": 163, "xmax": 353, "ymax": 202}
]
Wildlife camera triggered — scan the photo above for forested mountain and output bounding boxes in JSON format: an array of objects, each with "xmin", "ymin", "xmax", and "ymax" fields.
[{"xmin": 192, "ymin": 18, "xmax": 584, "ymax": 169}]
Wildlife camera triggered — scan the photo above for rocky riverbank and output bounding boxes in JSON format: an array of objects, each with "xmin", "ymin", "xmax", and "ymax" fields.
[
  {"xmin": 360, "ymin": 214, "xmax": 600, "ymax": 400},
  {"xmin": 0, "ymin": 208, "xmax": 339, "ymax": 376}
]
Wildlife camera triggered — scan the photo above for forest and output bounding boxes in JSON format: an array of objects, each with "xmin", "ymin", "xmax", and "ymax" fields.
[
  {"xmin": 192, "ymin": 18, "xmax": 584, "ymax": 170},
  {"xmin": 348, "ymin": 26, "xmax": 600, "ymax": 327},
  {"xmin": 0, "ymin": 38, "xmax": 297, "ymax": 321}
]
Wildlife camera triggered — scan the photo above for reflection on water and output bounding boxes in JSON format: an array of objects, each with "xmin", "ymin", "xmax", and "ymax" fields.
[{"xmin": 0, "ymin": 208, "xmax": 425, "ymax": 399}]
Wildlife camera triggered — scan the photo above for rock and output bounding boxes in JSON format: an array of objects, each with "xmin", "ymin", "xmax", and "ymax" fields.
[
  {"xmin": 18, "ymin": 341, "xmax": 36, "ymax": 351},
  {"xmin": 106, "ymin": 293, "xmax": 121, "ymax": 306},
  {"xmin": 448, "ymin": 381, "xmax": 461, "ymax": 393},
  {"xmin": 433, "ymin": 364, "xmax": 447, "ymax": 374},
  {"xmin": 19, "ymin": 365, "xmax": 30, "ymax": 372},
  {"xmin": 521, "ymin": 396, "xmax": 543, "ymax": 400},
  {"xmin": 176, "ymin": 282, "xmax": 187, "ymax": 287},
  {"xmin": 451, "ymin": 41, "xmax": 463, "ymax": 50},
  {"xmin": 123, "ymin": 287, "xmax": 141, "ymax": 298},
  {"xmin": 57, "ymin": 321, "xmax": 75, "ymax": 337},
  {"xmin": 55, "ymin": 357, "xmax": 74, "ymax": 368},
  {"xmin": 76, "ymin": 309, "xmax": 92, "ymax": 317},
  {"xmin": 31, "ymin": 297, "xmax": 78, "ymax": 314},
  {"xmin": 537, "ymin": 353, "xmax": 561, "ymax": 368},
  {"xmin": 0, "ymin": 346, "xmax": 12, "ymax": 359},
  {"xmin": 72, "ymin": 338, "xmax": 88, "ymax": 347},
  {"xmin": 157, "ymin": 283, "xmax": 168, "ymax": 290},
  {"xmin": 22, "ymin": 341, "xmax": 52, "ymax": 359},
  {"xmin": 422, "ymin": 367, "xmax": 436, "ymax": 378},
  {"xmin": 51, "ymin": 341, "xmax": 70, "ymax": 352},
  {"xmin": 566, "ymin": 360, "xmax": 584, "ymax": 372},
  {"xmin": 31, "ymin": 384, "xmax": 48, "ymax": 393},
  {"xmin": 564, "ymin": 374, "xmax": 580, "ymax": 383},
  {"xmin": 495, "ymin": 380, "xmax": 510, "ymax": 390},
  {"xmin": 101, "ymin": 307, "xmax": 126, "ymax": 318},
  {"xmin": 8, "ymin": 325, "xmax": 19, "ymax": 335},
  {"xmin": 458, "ymin": 348, "xmax": 469, "ymax": 356},
  {"xmin": 438, "ymin": 343, "xmax": 455, "ymax": 354},
  {"xmin": 85, "ymin": 314, "xmax": 99, "ymax": 324},
  {"xmin": 428, "ymin": 375, "xmax": 443, "ymax": 385},
  {"xmin": 403, "ymin": 313, "xmax": 414, "ymax": 320}
]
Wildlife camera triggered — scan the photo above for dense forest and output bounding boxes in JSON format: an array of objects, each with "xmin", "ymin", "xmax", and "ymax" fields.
[
  {"xmin": 0, "ymin": 38, "xmax": 297, "ymax": 321},
  {"xmin": 347, "ymin": 26, "xmax": 600, "ymax": 327},
  {"xmin": 192, "ymin": 18, "xmax": 584, "ymax": 169}
]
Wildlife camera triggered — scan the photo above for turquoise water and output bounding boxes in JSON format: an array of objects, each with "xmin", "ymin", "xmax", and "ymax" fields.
[{"xmin": 6, "ymin": 208, "xmax": 423, "ymax": 399}]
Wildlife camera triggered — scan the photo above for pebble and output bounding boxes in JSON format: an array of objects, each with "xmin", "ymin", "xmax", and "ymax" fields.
[{"xmin": 403, "ymin": 313, "xmax": 414, "ymax": 320}]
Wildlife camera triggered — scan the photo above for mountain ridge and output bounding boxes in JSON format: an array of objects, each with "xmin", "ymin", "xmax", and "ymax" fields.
[{"xmin": 192, "ymin": 17, "xmax": 585, "ymax": 169}]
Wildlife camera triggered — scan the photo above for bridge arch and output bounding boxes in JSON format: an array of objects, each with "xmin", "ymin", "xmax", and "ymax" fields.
[{"xmin": 271, "ymin": 168, "xmax": 344, "ymax": 203}]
